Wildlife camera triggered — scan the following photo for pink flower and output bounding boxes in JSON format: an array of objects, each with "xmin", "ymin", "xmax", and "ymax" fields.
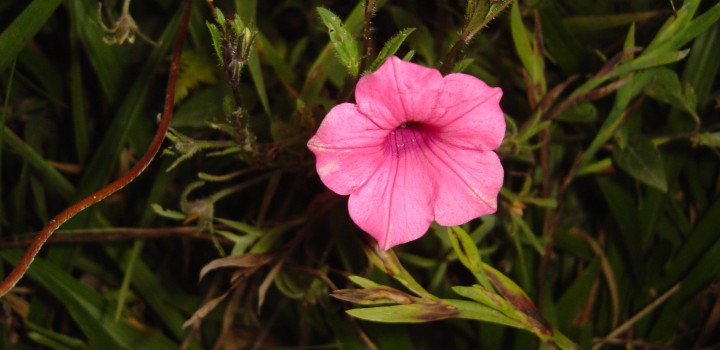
[{"xmin": 308, "ymin": 56, "xmax": 505, "ymax": 250}]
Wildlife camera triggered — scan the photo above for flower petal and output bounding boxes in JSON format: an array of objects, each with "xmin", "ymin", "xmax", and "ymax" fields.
[
  {"xmin": 355, "ymin": 56, "xmax": 444, "ymax": 129},
  {"xmin": 422, "ymin": 138, "xmax": 504, "ymax": 225},
  {"xmin": 347, "ymin": 139, "xmax": 435, "ymax": 250},
  {"xmin": 308, "ymin": 103, "xmax": 388, "ymax": 195},
  {"xmin": 432, "ymin": 73, "xmax": 505, "ymax": 151}
]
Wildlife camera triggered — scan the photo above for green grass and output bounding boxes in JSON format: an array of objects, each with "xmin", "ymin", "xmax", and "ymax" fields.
[{"xmin": 1, "ymin": 0, "xmax": 719, "ymax": 349}]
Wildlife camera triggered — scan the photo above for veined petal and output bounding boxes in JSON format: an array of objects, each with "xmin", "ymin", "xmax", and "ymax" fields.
[
  {"xmin": 355, "ymin": 56, "xmax": 444, "ymax": 129},
  {"xmin": 308, "ymin": 103, "xmax": 388, "ymax": 195},
  {"xmin": 422, "ymin": 138, "xmax": 504, "ymax": 226},
  {"xmin": 348, "ymin": 131, "xmax": 435, "ymax": 250},
  {"xmin": 433, "ymin": 73, "xmax": 505, "ymax": 151},
  {"xmin": 308, "ymin": 57, "xmax": 506, "ymax": 250}
]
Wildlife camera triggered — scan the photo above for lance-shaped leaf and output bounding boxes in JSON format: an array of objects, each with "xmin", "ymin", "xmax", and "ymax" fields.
[
  {"xmin": 448, "ymin": 226, "xmax": 493, "ymax": 289},
  {"xmin": 198, "ymin": 253, "xmax": 273, "ymax": 281},
  {"xmin": 346, "ymin": 301, "xmax": 459, "ymax": 323},
  {"xmin": 317, "ymin": 7, "xmax": 360, "ymax": 76},
  {"xmin": 482, "ymin": 264, "xmax": 552, "ymax": 336},
  {"xmin": 368, "ymin": 28, "xmax": 415, "ymax": 72},
  {"xmin": 693, "ymin": 132, "xmax": 720, "ymax": 147},
  {"xmin": 613, "ymin": 136, "xmax": 668, "ymax": 192},
  {"xmin": 348, "ymin": 275, "xmax": 383, "ymax": 289},
  {"xmin": 332, "ymin": 287, "xmax": 416, "ymax": 305},
  {"xmin": 362, "ymin": 241, "xmax": 435, "ymax": 299},
  {"xmin": 452, "ymin": 285, "xmax": 507, "ymax": 310}
]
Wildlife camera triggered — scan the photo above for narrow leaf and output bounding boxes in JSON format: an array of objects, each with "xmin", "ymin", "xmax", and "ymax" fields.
[
  {"xmin": 368, "ymin": 28, "xmax": 415, "ymax": 72},
  {"xmin": 316, "ymin": 7, "xmax": 360, "ymax": 76},
  {"xmin": 347, "ymin": 302, "xmax": 459, "ymax": 323},
  {"xmin": 613, "ymin": 136, "xmax": 668, "ymax": 192},
  {"xmin": 198, "ymin": 253, "xmax": 273, "ymax": 281},
  {"xmin": 0, "ymin": 0, "xmax": 62, "ymax": 74}
]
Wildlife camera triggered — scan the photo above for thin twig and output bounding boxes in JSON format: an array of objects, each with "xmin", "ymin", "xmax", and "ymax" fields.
[
  {"xmin": 593, "ymin": 283, "xmax": 682, "ymax": 350},
  {"xmin": 573, "ymin": 229, "xmax": 619, "ymax": 329},
  {"xmin": 0, "ymin": 0, "xmax": 193, "ymax": 298}
]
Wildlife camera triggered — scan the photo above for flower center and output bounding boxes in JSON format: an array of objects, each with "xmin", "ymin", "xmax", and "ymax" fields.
[{"xmin": 387, "ymin": 122, "xmax": 434, "ymax": 158}]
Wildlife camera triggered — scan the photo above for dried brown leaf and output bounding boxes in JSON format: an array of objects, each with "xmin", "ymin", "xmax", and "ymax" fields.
[{"xmin": 199, "ymin": 253, "xmax": 273, "ymax": 281}]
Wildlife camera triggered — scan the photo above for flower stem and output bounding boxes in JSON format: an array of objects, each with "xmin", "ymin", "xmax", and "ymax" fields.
[{"xmin": 357, "ymin": 0, "xmax": 376, "ymax": 76}]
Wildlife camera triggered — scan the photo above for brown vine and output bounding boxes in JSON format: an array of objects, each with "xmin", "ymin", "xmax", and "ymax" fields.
[{"xmin": 0, "ymin": 0, "xmax": 193, "ymax": 298}]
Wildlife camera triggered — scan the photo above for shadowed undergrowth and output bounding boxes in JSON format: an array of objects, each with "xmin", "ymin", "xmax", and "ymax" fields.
[{"xmin": 0, "ymin": 0, "xmax": 719, "ymax": 349}]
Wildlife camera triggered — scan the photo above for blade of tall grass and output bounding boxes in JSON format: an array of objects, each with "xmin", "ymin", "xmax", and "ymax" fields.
[
  {"xmin": 0, "ymin": 0, "xmax": 63, "ymax": 74},
  {"xmin": 681, "ymin": 22, "xmax": 720, "ymax": 108},
  {"xmin": 257, "ymin": 33, "xmax": 298, "ymax": 88},
  {"xmin": 69, "ymin": 30, "xmax": 90, "ymax": 162},
  {"xmin": 76, "ymin": 9, "xmax": 182, "ymax": 199},
  {"xmin": 0, "ymin": 250, "xmax": 179, "ymax": 349},
  {"xmin": 66, "ymin": 0, "xmax": 123, "ymax": 104},
  {"xmin": 0, "ymin": 60, "xmax": 15, "ymax": 235},
  {"xmin": 109, "ymin": 159, "xmax": 198, "ymax": 345},
  {"xmin": 595, "ymin": 177, "xmax": 642, "ymax": 281},
  {"xmin": 17, "ymin": 48, "xmax": 64, "ymax": 112},
  {"xmin": 1, "ymin": 127, "xmax": 75, "ymax": 199}
]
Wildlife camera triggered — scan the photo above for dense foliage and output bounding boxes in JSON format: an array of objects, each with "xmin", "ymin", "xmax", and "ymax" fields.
[{"xmin": 0, "ymin": 0, "xmax": 719, "ymax": 349}]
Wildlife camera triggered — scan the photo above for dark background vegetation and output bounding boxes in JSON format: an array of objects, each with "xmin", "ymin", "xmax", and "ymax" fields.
[{"xmin": 0, "ymin": 0, "xmax": 719, "ymax": 349}]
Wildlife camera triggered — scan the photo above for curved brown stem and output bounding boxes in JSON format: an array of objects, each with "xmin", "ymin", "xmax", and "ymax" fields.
[{"xmin": 0, "ymin": 0, "xmax": 193, "ymax": 298}]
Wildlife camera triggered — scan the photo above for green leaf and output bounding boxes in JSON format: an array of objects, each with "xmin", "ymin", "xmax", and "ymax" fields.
[
  {"xmin": 610, "ymin": 49, "xmax": 690, "ymax": 81},
  {"xmin": 647, "ymin": 0, "xmax": 720, "ymax": 54},
  {"xmin": 2, "ymin": 126, "xmax": 75, "ymax": 199},
  {"xmin": 555, "ymin": 102, "xmax": 598, "ymax": 123},
  {"xmin": 510, "ymin": 2, "xmax": 545, "ymax": 91},
  {"xmin": 644, "ymin": 68, "xmax": 698, "ymax": 120},
  {"xmin": 332, "ymin": 287, "xmax": 415, "ymax": 306},
  {"xmin": 452, "ymin": 58, "xmax": 474, "ymax": 73},
  {"xmin": 443, "ymin": 299, "xmax": 521, "ymax": 328},
  {"xmin": 555, "ymin": 259, "xmax": 601, "ymax": 329},
  {"xmin": 452, "ymin": 285, "xmax": 506, "ymax": 310},
  {"xmin": 0, "ymin": 250, "xmax": 178, "ymax": 349},
  {"xmin": 682, "ymin": 22, "xmax": 720, "ymax": 108},
  {"xmin": 539, "ymin": 6, "xmax": 585, "ymax": 74},
  {"xmin": 368, "ymin": 28, "xmax": 415, "ymax": 72},
  {"xmin": 25, "ymin": 320, "xmax": 88, "ymax": 349},
  {"xmin": 234, "ymin": 0, "xmax": 256, "ymax": 24},
  {"xmin": 693, "ymin": 132, "xmax": 720, "ymax": 147},
  {"xmin": 172, "ymin": 85, "xmax": 224, "ymax": 128},
  {"xmin": 69, "ymin": 35, "xmax": 90, "ymax": 161},
  {"xmin": 316, "ymin": 7, "xmax": 360, "ymax": 76},
  {"xmin": 247, "ymin": 46, "xmax": 271, "ymax": 115},
  {"xmin": 0, "ymin": 0, "xmax": 63, "ymax": 74},
  {"xmin": 347, "ymin": 301, "xmax": 458, "ymax": 323},
  {"xmin": 349, "ymin": 275, "xmax": 383, "ymax": 289},
  {"xmin": 174, "ymin": 50, "xmax": 218, "ymax": 104},
  {"xmin": 563, "ymin": 11, "xmax": 667, "ymax": 34},
  {"xmin": 388, "ymin": 6, "xmax": 435, "ymax": 64},
  {"xmin": 257, "ymin": 33, "xmax": 297, "ymax": 87},
  {"xmin": 215, "ymin": 217, "xmax": 264, "ymax": 237},
  {"xmin": 612, "ymin": 136, "xmax": 668, "ymax": 192},
  {"xmin": 206, "ymin": 22, "xmax": 223, "ymax": 65},
  {"xmin": 301, "ymin": 1, "xmax": 375, "ymax": 105},
  {"xmin": 67, "ymin": 0, "xmax": 123, "ymax": 103},
  {"xmin": 151, "ymin": 203, "xmax": 186, "ymax": 220},
  {"xmin": 448, "ymin": 226, "xmax": 492, "ymax": 289}
]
